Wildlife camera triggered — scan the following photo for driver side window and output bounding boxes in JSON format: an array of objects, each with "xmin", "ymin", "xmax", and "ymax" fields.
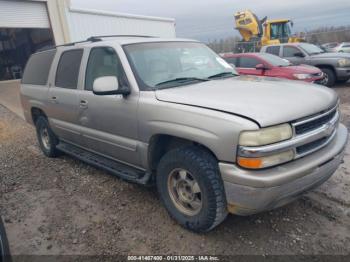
[
  {"xmin": 283, "ymin": 46, "xmax": 302, "ymax": 57},
  {"xmin": 85, "ymin": 47, "xmax": 129, "ymax": 91}
]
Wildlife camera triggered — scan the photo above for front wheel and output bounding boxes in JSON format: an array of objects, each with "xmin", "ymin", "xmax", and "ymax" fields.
[
  {"xmin": 319, "ymin": 68, "xmax": 336, "ymax": 87},
  {"xmin": 157, "ymin": 146, "xmax": 228, "ymax": 232}
]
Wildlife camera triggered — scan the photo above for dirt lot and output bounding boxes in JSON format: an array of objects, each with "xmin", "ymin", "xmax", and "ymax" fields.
[{"xmin": 1, "ymin": 83, "xmax": 350, "ymax": 257}]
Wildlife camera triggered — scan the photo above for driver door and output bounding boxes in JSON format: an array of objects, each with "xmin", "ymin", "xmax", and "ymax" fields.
[
  {"xmin": 77, "ymin": 46, "xmax": 140, "ymax": 166},
  {"xmin": 282, "ymin": 46, "xmax": 305, "ymax": 65}
]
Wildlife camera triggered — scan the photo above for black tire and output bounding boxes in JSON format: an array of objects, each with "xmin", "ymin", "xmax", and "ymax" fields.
[
  {"xmin": 35, "ymin": 116, "xmax": 60, "ymax": 157},
  {"xmin": 157, "ymin": 146, "xmax": 228, "ymax": 232},
  {"xmin": 320, "ymin": 68, "xmax": 336, "ymax": 87},
  {"xmin": 0, "ymin": 218, "xmax": 11, "ymax": 262}
]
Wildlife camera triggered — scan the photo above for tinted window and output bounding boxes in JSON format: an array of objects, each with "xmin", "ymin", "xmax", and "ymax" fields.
[
  {"xmin": 223, "ymin": 57, "xmax": 238, "ymax": 66},
  {"xmin": 258, "ymin": 53, "xmax": 291, "ymax": 67},
  {"xmin": 22, "ymin": 50, "xmax": 56, "ymax": 85},
  {"xmin": 266, "ymin": 46, "xmax": 280, "ymax": 56},
  {"xmin": 283, "ymin": 46, "xmax": 302, "ymax": 57},
  {"xmin": 55, "ymin": 49, "xmax": 83, "ymax": 89},
  {"xmin": 239, "ymin": 57, "xmax": 260, "ymax": 68},
  {"xmin": 342, "ymin": 44, "xmax": 350, "ymax": 48},
  {"xmin": 85, "ymin": 47, "xmax": 128, "ymax": 91}
]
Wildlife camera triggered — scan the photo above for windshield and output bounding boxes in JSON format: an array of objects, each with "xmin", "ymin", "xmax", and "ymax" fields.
[
  {"xmin": 123, "ymin": 42, "xmax": 238, "ymax": 90},
  {"xmin": 258, "ymin": 53, "xmax": 291, "ymax": 67},
  {"xmin": 299, "ymin": 43, "xmax": 325, "ymax": 55}
]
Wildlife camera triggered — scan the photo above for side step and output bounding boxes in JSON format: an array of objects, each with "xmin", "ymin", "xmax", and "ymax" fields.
[{"xmin": 57, "ymin": 142, "xmax": 152, "ymax": 185}]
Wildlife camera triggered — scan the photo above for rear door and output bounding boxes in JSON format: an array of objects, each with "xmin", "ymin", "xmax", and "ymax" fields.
[
  {"xmin": 47, "ymin": 49, "xmax": 84, "ymax": 145},
  {"xmin": 237, "ymin": 56, "xmax": 262, "ymax": 76}
]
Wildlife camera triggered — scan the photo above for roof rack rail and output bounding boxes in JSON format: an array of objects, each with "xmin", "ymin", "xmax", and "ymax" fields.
[{"xmin": 86, "ymin": 35, "xmax": 156, "ymax": 42}]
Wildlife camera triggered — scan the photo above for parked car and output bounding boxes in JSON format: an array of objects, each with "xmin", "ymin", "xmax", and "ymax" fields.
[
  {"xmin": 21, "ymin": 36, "xmax": 348, "ymax": 232},
  {"xmin": 0, "ymin": 217, "xmax": 11, "ymax": 262},
  {"xmin": 261, "ymin": 43, "xmax": 350, "ymax": 86},
  {"xmin": 222, "ymin": 52, "xmax": 324, "ymax": 83},
  {"xmin": 333, "ymin": 42, "xmax": 350, "ymax": 53},
  {"xmin": 321, "ymin": 42, "xmax": 339, "ymax": 52}
]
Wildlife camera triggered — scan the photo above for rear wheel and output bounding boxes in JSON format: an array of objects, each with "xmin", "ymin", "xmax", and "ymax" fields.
[
  {"xmin": 35, "ymin": 116, "xmax": 60, "ymax": 157},
  {"xmin": 319, "ymin": 68, "xmax": 336, "ymax": 87},
  {"xmin": 157, "ymin": 146, "xmax": 228, "ymax": 232}
]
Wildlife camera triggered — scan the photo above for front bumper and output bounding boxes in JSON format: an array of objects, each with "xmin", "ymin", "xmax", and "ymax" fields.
[
  {"xmin": 220, "ymin": 124, "xmax": 348, "ymax": 215},
  {"xmin": 335, "ymin": 67, "xmax": 350, "ymax": 80}
]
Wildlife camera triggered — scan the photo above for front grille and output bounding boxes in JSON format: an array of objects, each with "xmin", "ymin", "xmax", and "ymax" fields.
[
  {"xmin": 296, "ymin": 137, "xmax": 328, "ymax": 155},
  {"xmin": 294, "ymin": 108, "xmax": 337, "ymax": 135}
]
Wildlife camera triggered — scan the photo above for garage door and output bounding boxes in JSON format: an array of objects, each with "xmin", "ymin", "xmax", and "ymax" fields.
[{"xmin": 0, "ymin": 0, "xmax": 50, "ymax": 28}]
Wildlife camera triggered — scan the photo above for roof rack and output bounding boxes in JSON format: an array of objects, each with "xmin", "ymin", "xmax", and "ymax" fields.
[
  {"xmin": 46, "ymin": 35, "xmax": 156, "ymax": 51},
  {"xmin": 86, "ymin": 35, "xmax": 156, "ymax": 42}
]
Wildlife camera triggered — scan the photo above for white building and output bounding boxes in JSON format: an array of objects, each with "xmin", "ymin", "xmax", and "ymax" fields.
[{"xmin": 0, "ymin": 0, "xmax": 176, "ymax": 81}]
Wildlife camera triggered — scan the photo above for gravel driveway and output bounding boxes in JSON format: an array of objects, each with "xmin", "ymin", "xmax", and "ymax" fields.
[{"xmin": 0, "ymin": 84, "xmax": 350, "ymax": 257}]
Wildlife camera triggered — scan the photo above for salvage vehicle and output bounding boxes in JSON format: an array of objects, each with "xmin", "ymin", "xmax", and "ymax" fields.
[
  {"xmin": 222, "ymin": 53, "xmax": 323, "ymax": 83},
  {"xmin": 0, "ymin": 217, "xmax": 11, "ymax": 262},
  {"xmin": 20, "ymin": 36, "xmax": 348, "ymax": 232},
  {"xmin": 261, "ymin": 43, "xmax": 350, "ymax": 86}
]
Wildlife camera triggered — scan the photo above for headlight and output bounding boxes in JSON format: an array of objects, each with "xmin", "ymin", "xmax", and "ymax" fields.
[
  {"xmin": 239, "ymin": 124, "xmax": 293, "ymax": 146},
  {"xmin": 338, "ymin": 58, "xmax": 350, "ymax": 67},
  {"xmin": 237, "ymin": 150, "xmax": 294, "ymax": 169},
  {"xmin": 293, "ymin": 73, "xmax": 312, "ymax": 80}
]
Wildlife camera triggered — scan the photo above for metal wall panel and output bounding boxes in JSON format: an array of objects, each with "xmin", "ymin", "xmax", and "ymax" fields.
[
  {"xmin": 65, "ymin": 7, "xmax": 176, "ymax": 42},
  {"xmin": 0, "ymin": 0, "xmax": 50, "ymax": 28}
]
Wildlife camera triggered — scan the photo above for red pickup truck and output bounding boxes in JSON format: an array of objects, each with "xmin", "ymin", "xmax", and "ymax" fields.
[{"xmin": 222, "ymin": 53, "xmax": 324, "ymax": 83}]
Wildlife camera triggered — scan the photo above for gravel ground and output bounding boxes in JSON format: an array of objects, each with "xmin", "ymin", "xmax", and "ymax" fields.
[{"xmin": 1, "ymin": 84, "xmax": 350, "ymax": 257}]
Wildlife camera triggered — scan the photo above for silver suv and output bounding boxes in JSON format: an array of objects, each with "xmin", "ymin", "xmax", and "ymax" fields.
[{"xmin": 21, "ymin": 36, "xmax": 348, "ymax": 232}]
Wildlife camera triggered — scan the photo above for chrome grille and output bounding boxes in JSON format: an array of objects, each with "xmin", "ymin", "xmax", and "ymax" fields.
[
  {"xmin": 292, "ymin": 104, "xmax": 339, "ymax": 158},
  {"xmin": 294, "ymin": 107, "xmax": 337, "ymax": 135}
]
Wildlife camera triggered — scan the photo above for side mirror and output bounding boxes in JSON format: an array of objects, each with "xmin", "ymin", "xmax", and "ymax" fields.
[
  {"xmin": 294, "ymin": 52, "xmax": 305, "ymax": 58},
  {"xmin": 93, "ymin": 76, "xmax": 130, "ymax": 96},
  {"xmin": 255, "ymin": 64, "xmax": 268, "ymax": 70}
]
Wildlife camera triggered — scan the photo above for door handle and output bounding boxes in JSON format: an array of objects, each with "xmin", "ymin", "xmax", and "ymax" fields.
[
  {"xmin": 50, "ymin": 96, "xmax": 58, "ymax": 103},
  {"xmin": 79, "ymin": 100, "xmax": 88, "ymax": 108}
]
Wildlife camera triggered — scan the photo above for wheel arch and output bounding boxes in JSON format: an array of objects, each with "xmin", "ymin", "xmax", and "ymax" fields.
[{"xmin": 147, "ymin": 134, "xmax": 218, "ymax": 173}]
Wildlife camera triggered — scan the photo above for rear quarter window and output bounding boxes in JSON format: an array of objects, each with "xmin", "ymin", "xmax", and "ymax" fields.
[{"xmin": 22, "ymin": 50, "xmax": 56, "ymax": 85}]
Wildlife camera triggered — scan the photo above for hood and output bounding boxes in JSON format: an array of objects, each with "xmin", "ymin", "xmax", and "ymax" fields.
[
  {"xmin": 155, "ymin": 76, "xmax": 338, "ymax": 127},
  {"xmin": 283, "ymin": 65, "xmax": 321, "ymax": 74},
  {"xmin": 310, "ymin": 52, "xmax": 350, "ymax": 59}
]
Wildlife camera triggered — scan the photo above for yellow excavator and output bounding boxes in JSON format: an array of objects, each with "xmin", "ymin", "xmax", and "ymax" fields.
[{"xmin": 234, "ymin": 10, "xmax": 303, "ymax": 50}]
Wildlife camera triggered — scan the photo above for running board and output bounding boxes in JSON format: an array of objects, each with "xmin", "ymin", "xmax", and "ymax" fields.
[{"xmin": 57, "ymin": 142, "xmax": 151, "ymax": 185}]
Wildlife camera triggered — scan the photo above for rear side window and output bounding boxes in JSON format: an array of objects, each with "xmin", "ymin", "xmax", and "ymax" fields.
[
  {"xmin": 55, "ymin": 49, "xmax": 83, "ymax": 89},
  {"xmin": 266, "ymin": 46, "xmax": 280, "ymax": 56},
  {"xmin": 239, "ymin": 57, "xmax": 260, "ymax": 68},
  {"xmin": 22, "ymin": 50, "xmax": 56, "ymax": 85},
  {"xmin": 223, "ymin": 57, "xmax": 238, "ymax": 66}
]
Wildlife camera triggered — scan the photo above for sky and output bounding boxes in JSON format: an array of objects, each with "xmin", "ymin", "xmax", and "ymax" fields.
[{"xmin": 72, "ymin": 0, "xmax": 350, "ymax": 41}]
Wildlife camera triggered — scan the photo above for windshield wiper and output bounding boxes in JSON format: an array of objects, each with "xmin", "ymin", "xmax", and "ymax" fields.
[
  {"xmin": 155, "ymin": 77, "xmax": 208, "ymax": 87},
  {"xmin": 207, "ymin": 72, "xmax": 238, "ymax": 79}
]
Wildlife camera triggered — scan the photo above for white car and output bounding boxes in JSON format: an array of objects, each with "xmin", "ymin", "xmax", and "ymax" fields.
[{"xmin": 334, "ymin": 42, "xmax": 350, "ymax": 53}]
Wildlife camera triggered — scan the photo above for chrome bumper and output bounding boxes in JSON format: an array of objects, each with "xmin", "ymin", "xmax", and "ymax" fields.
[{"xmin": 220, "ymin": 124, "xmax": 348, "ymax": 215}]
